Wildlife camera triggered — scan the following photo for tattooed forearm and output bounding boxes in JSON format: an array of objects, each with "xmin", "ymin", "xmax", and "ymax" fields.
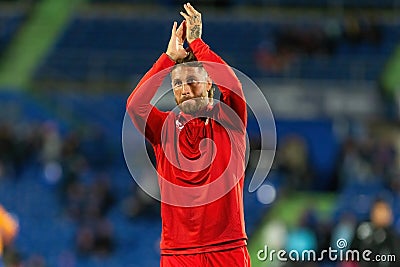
[{"xmin": 190, "ymin": 25, "xmax": 201, "ymax": 40}]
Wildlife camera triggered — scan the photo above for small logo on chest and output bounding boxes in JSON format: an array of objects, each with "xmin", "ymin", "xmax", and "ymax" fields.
[{"xmin": 176, "ymin": 119, "xmax": 184, "ymax": 131}]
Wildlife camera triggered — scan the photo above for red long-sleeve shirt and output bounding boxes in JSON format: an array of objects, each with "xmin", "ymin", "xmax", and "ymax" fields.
[{"xmin": 127, "ymin": 38, "xmax": 248, "ymax": 255}]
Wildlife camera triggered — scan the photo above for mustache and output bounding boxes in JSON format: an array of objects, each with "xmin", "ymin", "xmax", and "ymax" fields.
[
  {"xmin": 180, "ymin": 96, "xmax": 201, "ymax": 103},
  {"xmin": 181, "ymin": 95, "xmax": 206, "ymax": 102},
  {"xmin": 181, "ymin": 96, "xmax": 192, "ymax": 102}
]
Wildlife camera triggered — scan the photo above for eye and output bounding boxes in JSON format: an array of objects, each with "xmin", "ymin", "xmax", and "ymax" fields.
[
  {"xmin": 173, "ymin": 80, "xmax": 182, "ymax": 87},
  {"xmin": 187, "ymin": 78, "xmax": 197, "ymax": 85}
]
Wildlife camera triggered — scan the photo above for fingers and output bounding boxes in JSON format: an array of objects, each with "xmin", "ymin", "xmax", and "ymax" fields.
[
  {"xmin": 171, "ymin": 21, "xmax": 177, "ymax": 36},
  {"xmin": 181, "ymin": 3, "xmax": 199, "ymax": 19},
  {"xmin": 183, "ymin": 3, "xmax": 194, "ymax": 16},
  {"xmin": 186, "ymin": 3, "xmax": 199, "ymax": 15},
  {"xmin": 180, "ymin": 11, "xmax": 190, "ymax": 21},
  {"xmin": 176, "ymin": 21, "xmax": 186, "ymax": 42},
  {"xmin": 176, "ymin": 20, "xmax": 184, "ymax": 35},
  {"xmin": 169, "ymin": 21, "xmax": 177, "ymax": 43}
]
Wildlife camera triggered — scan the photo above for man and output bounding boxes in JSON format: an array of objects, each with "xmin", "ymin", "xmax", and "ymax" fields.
[{"xmin": 127, "ymin": 3, "xmax": 250, "ymax": 266}]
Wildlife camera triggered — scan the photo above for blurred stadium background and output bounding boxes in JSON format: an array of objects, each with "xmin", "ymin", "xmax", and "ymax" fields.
[{"xmin": 0, "ymin": 0, "xmax": 400, "ymax": 266}]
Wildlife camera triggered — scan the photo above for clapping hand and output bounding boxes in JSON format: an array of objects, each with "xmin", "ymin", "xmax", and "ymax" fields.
[
  {"xmin": 180, "ymin": 3, "xmax": 202, "ymax": 44},
  {"xmin": 166, "ymin": 3, "xmax": 202, "ymax": 61},
  {"xmin": 166, "ymin": 21, "xmax": 187, "ymax": 62}
]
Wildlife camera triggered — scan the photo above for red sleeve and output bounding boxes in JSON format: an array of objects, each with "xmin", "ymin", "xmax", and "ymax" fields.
[
  {"xmin": 189, "ymin": 38, "xmax": 247, "ymax": 131},
  {"xmin": 126, "ymin": 53, "xmax": 175, "ymax": 145}
]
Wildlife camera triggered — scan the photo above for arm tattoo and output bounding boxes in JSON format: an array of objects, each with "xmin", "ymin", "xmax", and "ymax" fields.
[
  {"xmin": 190, "ymin": 25, "xmax": 201, "ymax": 40},
  {"xmin": 190, "ymin": 15, "xmax": 201, "ymax": 24}
]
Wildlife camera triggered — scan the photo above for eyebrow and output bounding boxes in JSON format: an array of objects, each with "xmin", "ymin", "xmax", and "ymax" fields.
[
  {"xmin": 173, "ymin": 75, "xmax": 201, "ymax": 83},
  {"xmin": 186, "ymin": 75, "xmax": 199, "ymax": 80}
]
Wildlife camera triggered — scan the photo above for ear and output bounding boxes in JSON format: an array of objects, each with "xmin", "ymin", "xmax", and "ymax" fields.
[
  {"xmin": 205, "ymin": 76, "xmax": 214, "ymax": 105},
  {"xmin": 206, "ymin": 76, "xmax": 212, "ymax": 92}
]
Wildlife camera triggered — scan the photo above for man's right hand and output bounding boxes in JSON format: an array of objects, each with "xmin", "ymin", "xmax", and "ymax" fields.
[
  {"xmin": 166, "ymin": 21, "xmax": 187, "ymax": 62},
  {"xmin": 180, "ymin": 3, "xmax": 202, "ymax": 44}
]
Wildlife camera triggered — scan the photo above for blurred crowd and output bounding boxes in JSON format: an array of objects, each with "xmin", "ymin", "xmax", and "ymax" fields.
[
  {"xmin": 274, "ymin": 121, "xmax": 400, "ymax": 193},
  {"xmin": 268, "ymin": 120, "xmax": 400, "ymax": 267},
  {"xmin": 264, "ymin": 197, "xmax": 400, "ymax": 267},
  {"xmin": 334, "ymin": 130, "xmax": 399, "ymax": 193},
  {"xmin": 256, "ymin": 16, "xmax": 383, "ymax": 73},
  {"xmin": 0, "ymin": 121, "xmax": 119, "ymax": 266}
]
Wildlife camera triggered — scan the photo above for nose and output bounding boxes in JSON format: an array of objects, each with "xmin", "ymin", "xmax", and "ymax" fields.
[{"xmin": 181, "ymin": 83, "xmax": 191, "ymax": 96}]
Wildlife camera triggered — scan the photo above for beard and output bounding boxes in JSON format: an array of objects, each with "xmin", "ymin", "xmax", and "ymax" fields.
[{"xmin": 177, "ymin": 97, "xmax": 208, "ymax": 115}]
